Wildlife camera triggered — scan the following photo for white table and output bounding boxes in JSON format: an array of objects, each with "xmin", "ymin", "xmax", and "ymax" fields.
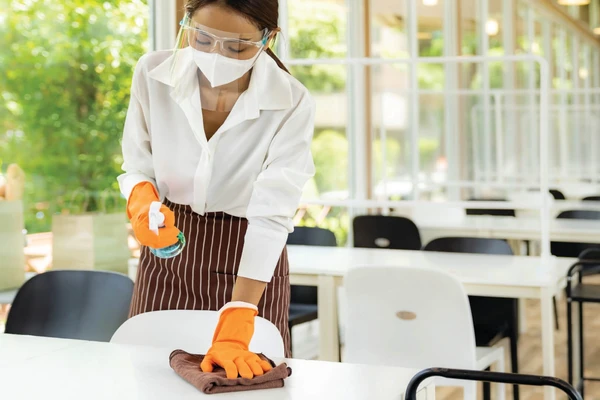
[
  {"xmin": 285, "ymin": 246, "xmax": 575, "ymax": 400},
  {"xmin": 415, "ymin": 215, "xmax": 600, "ymax": 244},
  {"xmin": 0, "ymin": 334, "xmax": 434, "ymax": 400},
  {"xmin": 0, "ymin": 289, "xmax": 18, "ymax": 304},
  {"xmin": 128, "ymin": 247, "xmax": 574, "ymax": 400}
]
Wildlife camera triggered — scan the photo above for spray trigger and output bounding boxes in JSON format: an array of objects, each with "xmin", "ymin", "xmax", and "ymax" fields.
[{"xmin": 148, "ymin": 201, "xmax": 166, "ymax": 235}]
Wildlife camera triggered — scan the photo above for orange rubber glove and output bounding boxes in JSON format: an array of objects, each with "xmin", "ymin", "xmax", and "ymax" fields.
[
  {"xmin": 200, "ymin": 302, "xmax": 273, "ymax": 379},
  {"xmin": 127, "ymin": 182, "xmax": 180, "ymax": 249}
]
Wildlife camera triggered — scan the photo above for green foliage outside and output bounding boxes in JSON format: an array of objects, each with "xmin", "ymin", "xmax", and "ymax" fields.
[
  {"xmin": 286, "ymin": 2, "xmax": 350, "ymax": 244},
  {"xmin": 287, "ymin": 1, "xmax": 346, "ymax": 93},
  {"xmin": 1, "ymin": 0, "xmax": 148, "ymax": 233}
]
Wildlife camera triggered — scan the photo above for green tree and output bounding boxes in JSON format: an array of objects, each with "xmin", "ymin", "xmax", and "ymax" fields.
[
  {"xmin": 287, "ymin": 1, "xmax": 346, "ymax": 93},
  {"xmin": 285, "ymin": 1, "xmax": 349, "ymax": 241},
  {"xmin": 0, "ymin": 0, "xmax": 148, "ymax": 232},
  {"xmin": 311, "ymin": 129, "xmax": 348, "ymax": 194}
]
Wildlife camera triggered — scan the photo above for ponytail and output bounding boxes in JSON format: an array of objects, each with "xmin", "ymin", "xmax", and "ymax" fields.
[{"xmin": 265, "ymin": 48, "xmax": 290, "ymax": 74}]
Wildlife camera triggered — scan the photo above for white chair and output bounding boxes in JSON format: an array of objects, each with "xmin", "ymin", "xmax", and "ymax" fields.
[
  {"xmin": 110, "ymin": 310, "xmax": 285, "ymax": 358},
  {"xmin": 344, "ymin": 266, "xmax": 505, "ymax": 400}
]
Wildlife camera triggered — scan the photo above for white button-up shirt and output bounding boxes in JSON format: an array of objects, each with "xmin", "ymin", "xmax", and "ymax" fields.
[{"xmin": 117, "ymin": 48, "xmax": 315, "ymax": 282}]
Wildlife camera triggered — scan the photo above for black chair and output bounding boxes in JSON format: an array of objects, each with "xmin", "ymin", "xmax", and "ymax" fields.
[
  {"xmin": 467, "ymin": 199, "xmax": 559, "ymax": 330},
  {"xmin": 353, "ymin": 215, "xmax": 421, "ymax": 250},
  {"xmin": 423, "ymin": 237, "xmax": 520, "ymax": 400},
  {"xmin": 5, "ymin": 270, "xmax": 133, "ymax": 342},
  {"xmin": 526, "ymin": 188, "xmax": 566, "ymax": 200},
  {"xmin": 425, "ymin": 237, "xmax": 513, "ymax": 255},
  {"xmin": 566, "ymin": 248, "xmax": 600, "ymax": 398},
  {"xmin": 551, "ymin": 210, "xmax": 600, "ymax": 259},
  {"xmin": 582, "ymin": 195, "xmax": 600, "ymax": 202},
  {"xmin": 406, "ymin": 368, "xmax": 581, "ymax": 400},
  {"xmin": 286, "ymin": 226, "xmax": 337, "ymax": 356},
  {"xmin": 550, "ymin": 189, "xmax": 566, "ymax": 200},
  {"xmin": 466, "ymin": 198, "xmax": 516, "ymax": 217}
]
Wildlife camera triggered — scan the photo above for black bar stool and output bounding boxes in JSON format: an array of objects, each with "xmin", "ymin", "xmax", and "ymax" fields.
[
  {"xmin": 566, "ymin": 248, "xmax": 600, "ymax": 398},
  {"xmin": 406, "ymin": 368, "xmax": 581, "ymax": 400}
]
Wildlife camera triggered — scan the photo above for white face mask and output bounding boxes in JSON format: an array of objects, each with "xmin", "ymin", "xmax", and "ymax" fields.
[{"xmin": 193, "ymin": 49, "xmax": 258, "ymax": 88}]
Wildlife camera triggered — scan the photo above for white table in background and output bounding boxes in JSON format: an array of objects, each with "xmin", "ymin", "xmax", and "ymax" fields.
[
  {"xmin": 415, "ymin": 215, "xmax": 600, "ymax": 245},
  {"xmin": 552, "ymin": 200, "xmax": 600, "ymax": 212},
  {"xmin": 0, "ymin": 272, "xmax": 37, "ymax": 305},
  {"xmin": 0, "ymin": 333, "xmax": 434, "ymax": 400},
  {"xmin": 0, "ymin": 289, "xmax": 18, "ymax": 304},
  {"xmin": 285, "ymin": 246, "xmax": 575, "ymax": 400}
]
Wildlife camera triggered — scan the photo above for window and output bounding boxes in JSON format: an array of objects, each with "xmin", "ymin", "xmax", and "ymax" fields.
[
  {"xmin": 285, "ymin": 0, "xmax": 350, "ymax": 244},
  {"xmin": 1, "ymin": 0, "xmax": 149, "ymax": 233}
]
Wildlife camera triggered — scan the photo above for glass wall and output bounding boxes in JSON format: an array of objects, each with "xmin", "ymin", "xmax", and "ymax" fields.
[
  {"xmin": 3, "ymin": 0, "xmax": 600, "ymax": 247},
  {"xmin": 284, "ymin": 0, "xmax": 600, "ymax": 242},
  {"xmin": 284, "ymin": 0, "xmax": 350, "ymax": 243},
  {"xmin": 1, "ymin": 0, "xmax": 149, "ymax": 234}
]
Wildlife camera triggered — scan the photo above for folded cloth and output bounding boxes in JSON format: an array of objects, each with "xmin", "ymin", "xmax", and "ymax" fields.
[{"xmin": 169, "ymin": 349, "xmax": 292, "ymax": 394}]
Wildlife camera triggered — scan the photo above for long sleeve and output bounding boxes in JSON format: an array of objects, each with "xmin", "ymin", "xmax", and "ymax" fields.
[
  {"xmin": 236, "ymin": 99, "xmax": 316, "ymax": 282},
  {"xmin": 117, "ymin": 56, "xmax": 157, "ymax": 200}
]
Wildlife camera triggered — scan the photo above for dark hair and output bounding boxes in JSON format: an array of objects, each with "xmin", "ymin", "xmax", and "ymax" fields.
[{"xmin": 185, "ymin": 0, "xmax": 289, "ymax": 73}]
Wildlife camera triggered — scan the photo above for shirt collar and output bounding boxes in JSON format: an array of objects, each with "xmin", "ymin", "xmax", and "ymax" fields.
[{"xmin": 147, "ymin": 48, "xmax": 294, "ymax": 115}]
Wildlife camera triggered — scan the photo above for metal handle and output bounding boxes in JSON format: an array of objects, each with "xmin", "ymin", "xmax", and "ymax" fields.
[{"xmin": 405, "ymin": 368, "xmax": 581, "ymax": 400}]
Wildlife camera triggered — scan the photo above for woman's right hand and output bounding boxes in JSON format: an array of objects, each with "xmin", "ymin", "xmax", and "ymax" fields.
[{"xmin": 127, "ymin": 182, "xmax": 180, "ymax": 249}]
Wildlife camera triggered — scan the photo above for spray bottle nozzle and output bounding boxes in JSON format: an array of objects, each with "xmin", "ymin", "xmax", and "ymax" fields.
[{"xmin": 148, "ymin": 201, "xmax": 166, "ymax": 235}]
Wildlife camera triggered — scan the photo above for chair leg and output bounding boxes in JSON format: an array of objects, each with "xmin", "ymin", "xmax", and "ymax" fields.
[
  {"xmin": 464, "ymin": 381, "xmax": 477, "ymax": 400},
  {"xmin": 483, "ymin": 367, "xmax": 491, "ymax": 400},
  {"xmin": 510, "ymin": 315, "xmax": 520, "ymax": 400},
  {"xmin": 579, "ymin": 302, "xmax": 584, "ymax": 398},
  {"xmin": 567, "ymin": 299, "xmax": 573, "ymax": 385},
  {"xmin": 494, "ymin": 353, "xmax": 506, "ymax": 400},
  {"xmin": 510, "ymin": 337, "xmax": 520, "ymax": 400},
  {"xmin": 338, "ymin": 329, "xmax": 343, "ymax": 362},
  {"xmin": 554, "ymin": 297, "xmax": 560, "ymax": 330},
  {"xmin": 288, "ymin": 322, "xmax": 293, "ymax": 357}
]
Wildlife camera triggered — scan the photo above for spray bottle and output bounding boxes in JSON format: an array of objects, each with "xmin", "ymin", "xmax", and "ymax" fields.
[{"xmin": 148, "ymin": 201, "xmax": 186, "ymax": 258}]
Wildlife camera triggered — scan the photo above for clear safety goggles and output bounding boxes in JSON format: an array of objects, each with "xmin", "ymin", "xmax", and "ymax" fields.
[{"xmin": 178, "ymin": 14, "xmax": 270, "ymax": 60}]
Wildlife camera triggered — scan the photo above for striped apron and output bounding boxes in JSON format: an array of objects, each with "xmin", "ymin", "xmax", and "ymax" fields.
[{"xmin": 129, "ymin": 199, "xmax": 291, "ymax": 356}]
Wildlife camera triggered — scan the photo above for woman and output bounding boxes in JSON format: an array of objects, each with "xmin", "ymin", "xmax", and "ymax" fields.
[{"xmin": 118, "ymin": 0, "xmax": 315, "ymax": 379}]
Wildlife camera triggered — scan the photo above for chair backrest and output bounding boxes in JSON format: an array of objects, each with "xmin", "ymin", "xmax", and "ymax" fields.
[
  {"xmin": 5, "ymin": 270, "xmax": 133, "ymax": 342},
  {"xmin": 557, "ymin": 210, "xmax": 600, "ymax": 220},
  {"xmin": 353, "ymin": 215, "xmax": 421, "ymax": 250},
  {"xmin": 551, "ymin": 210, "xmax": 600, "ymax": 257},
  {"xmin": 344, "ymin": 266, "xmax": 477, "ymax": 369},
  {"xmin": 287, "ymin": 226, "xmax": 337, "ymax": 247},
  {"xmin": 574, "ymin": 247, "xmax": 600, "ymax": 276},
  {"xmin": 582, "ymin": 195, "xmax": 600, "ymax": 202},
  {"xmin": 424, "ymin": 237, "xmax": 513, "ymax": 256},
  {"xmin": 579, "ymin": 247, "xmax": 600, "ymax": 261},
  {"xmin": 287, "ymin": 226, "xmax": 336, "ymax": 304},
  {"xmin": 466, "ymin": 198, "xmax": 516, "ymax": 217},
  {"xmin": 549, "ymin": 189, "xmax": 566, "ymax": 200},
  {"xmin": 110, "ymin": 310, "xmax": 285, "ymax": 358}
]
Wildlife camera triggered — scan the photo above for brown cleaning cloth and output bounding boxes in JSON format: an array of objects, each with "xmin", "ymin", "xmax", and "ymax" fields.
[{"xmin": 169, "ymin": 349, "xmax": 292, "ymax": 394}]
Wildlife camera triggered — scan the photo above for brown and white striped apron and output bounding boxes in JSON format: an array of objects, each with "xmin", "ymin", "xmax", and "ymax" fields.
[{"xmin": 129, "ymin": 198, "xmax": 291, "ymax": 356}]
